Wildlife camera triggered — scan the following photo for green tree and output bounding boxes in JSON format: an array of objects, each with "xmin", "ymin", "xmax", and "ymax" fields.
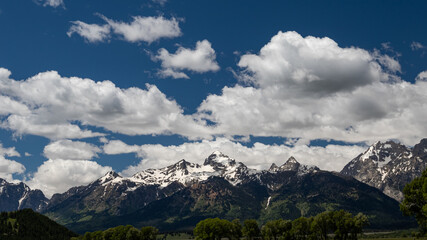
[
  {"xmin": 194, "ymin": 218, "xmax": 233, "ymax": 240},
  {"xmin": 349, "ymin": 213, "xmax": 368, "ymax": 240},
  {"xmin": 262, "ymin": 219, "xmax": 292, "ymax": 240},
  {"xmin": 242, "ymin": 219, "xmax": 260, "ymax": 240},
  {"xmin": 331, "ymin": 210, "xmax": 353, "ymax": 240},
  {"xmin": 291, "ymin": 217, "xmax": 312, "ymax": 240},
  {"xmin": 400, "ymin": 169, "xmax": 427, "ymax": 235},
  {"xmin": 231, "ymin": 219, "xmax": 242, "ymax": 240},
  {"xmin": 311, "ymin": 211, "xmax": 333, "ymax": 240},
  {"xmin": 140, "ymin": 226, "xmax": 159, "ymax": 240}
]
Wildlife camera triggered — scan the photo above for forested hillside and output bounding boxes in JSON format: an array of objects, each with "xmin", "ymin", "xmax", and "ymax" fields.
[{"xmin": 0, "ymin": 208, "xmax": 77, "ymax": 240}]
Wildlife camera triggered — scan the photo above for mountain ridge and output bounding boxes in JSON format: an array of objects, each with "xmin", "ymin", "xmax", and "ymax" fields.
[{"xmin": 341, "ymin": 138, "xmax": 427, "ymax": 201}]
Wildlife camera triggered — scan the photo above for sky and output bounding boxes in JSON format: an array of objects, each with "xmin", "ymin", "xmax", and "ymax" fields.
[{"xmin": 1, "ymin": 0, "xmax": 427, "ymax": 197}]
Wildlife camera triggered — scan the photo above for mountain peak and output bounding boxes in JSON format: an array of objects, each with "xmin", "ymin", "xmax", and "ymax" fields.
[
  {"xmin": 98, "ymin": 171, "xmax": 122, "ymax": 184},
  {"xmin": 359, "ymin": 140, "xmax": 411, "ymax": 165},
  {"xmin": 413, "ymin": 138, "xmax": 427, "ymax": 158},
  {"xmin": 278, "ymin": 156, "xmax": 301, "ymax": 171},
  {"xmin": 286, "ymin": 156, "xmax": 298, "ymax": 164},
  {"xmin": 268, "ymin": 163, "xmax": 278, "ymax": 171},
  {"xmin": 204, "ymin": 151, "xmax": 236, "ymax": 167}
]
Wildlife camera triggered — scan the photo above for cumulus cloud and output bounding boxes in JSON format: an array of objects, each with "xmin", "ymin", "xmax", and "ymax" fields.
[
  {"xmin": 44, "ymin": 140, "xmax": 101, "ymax": 160},
  {"xmin": 416, "ymin": 70, "xmax": 427, "ymax": 82},
  {"xmin": 103, "ymin": 15, "xmax": 181, "ymax": 43},
  {"xmin": 373, "ymin": 50, "xmax": 401, "ymax": 73},
  {"xmin": 237, "ymin": 31, "xmax": 386, "ymax": 97},
  {"xmin": 26, "ymin": 159, "xmax": 111, "ymax": 198},
  {"xmin": 0, "ymin": 68, "xmax": 211, "ymax": 140},
  {"xmin": 197, "ymin": 31, "xmax": 427, "ymax": 145},
  {"xmin": 102, "ymin": 138, "xmax": 365, "ymax": 176},
  {"xmin": 155, "ymin": 40, "xmax": 220, "ymax": 79},
  {"xmin": 67, "ymin": 21, "xmax": 110, "ymax": 43},
  {"xmin": 0, "ymin": 143, "xmax": 25, "ymax": 182}
]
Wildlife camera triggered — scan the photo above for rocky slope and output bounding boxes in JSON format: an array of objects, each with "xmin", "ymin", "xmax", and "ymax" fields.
[
  {"xmin": 341, "ymin": 139, "xmax": 427, "ymax": 201},
  {"xmin": 0, "ymin": 178, "xmax": 48, "ymax": 212}
]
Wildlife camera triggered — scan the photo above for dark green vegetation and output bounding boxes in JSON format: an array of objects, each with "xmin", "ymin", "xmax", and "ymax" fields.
[
  {"xmin": 54, "ymin": 172, "xmax": 413, "ymax": 233},
  {"xmin": 193, "ymin": 210, "xmax": 368, "ymax": 240},
  {"xmin": 0, "ymin": 208, "xmax": 77, "ymax": 240},
  {"xmin": 400, "ymin": 168, "xmax": 427, "ymax": 236},
  {"xmin": 71, "ymin": 225, "xmax": 159, "ymax": 240}
]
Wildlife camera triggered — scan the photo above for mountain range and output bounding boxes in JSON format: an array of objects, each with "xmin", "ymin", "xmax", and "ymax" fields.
[{"xmin": 2, "ymin": 139, "xmax": 427, "ymax": 233}]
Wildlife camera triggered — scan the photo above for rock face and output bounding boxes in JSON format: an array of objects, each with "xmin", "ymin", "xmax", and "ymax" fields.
[
  {"xmin": 42, "ymin": 153, "xmax": 412, "ymax": 233},
  {"xmin": 341, "ymin": 139, "xmax": 427, "ymax": 201},
  {"xmin": 0, "ymin": 178, "xmax": 48, "ymax": 212}
]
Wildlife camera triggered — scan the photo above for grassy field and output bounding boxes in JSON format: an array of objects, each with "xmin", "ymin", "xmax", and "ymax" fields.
[
  {"xmin": 361, "ymin": 238, "xmax": 427, "ymax": 240},
  {"xmin": 359, "ymin": 229, "xmax": 426, "ymax": 239},
  {"xmin": 158, "ymin": 230, "xmax": 427, "ymax": 240}
]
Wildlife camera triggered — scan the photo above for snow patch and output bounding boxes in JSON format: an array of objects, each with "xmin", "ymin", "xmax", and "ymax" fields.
[{"xmin": 265, "ymin": 196, "xmax": 272, "ymax": 210}]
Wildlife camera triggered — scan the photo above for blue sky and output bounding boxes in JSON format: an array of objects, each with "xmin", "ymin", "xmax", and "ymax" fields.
[{"xmin": 0, "ymin": 0, "xmax": 427, "ymax": 197}]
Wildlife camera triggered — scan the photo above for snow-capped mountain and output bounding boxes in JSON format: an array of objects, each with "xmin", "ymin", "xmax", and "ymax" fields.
[
  {"xmin": 268, "ymin": 156, "xmax": 319, "ymax": 175},
  {"xmin": 42, "ymin": 152, "xmax": 319, "ymax": 225},
  {"xmin": 341, "ymin": 139, "xmax": 427, "ymax": 201},
  {"xmin": 0, "ymin": 178, "xmax": 48, "ymax": 212},
  {"xmin": 126, "ymin": 151, "xmax": 256, "ymax": 187}
]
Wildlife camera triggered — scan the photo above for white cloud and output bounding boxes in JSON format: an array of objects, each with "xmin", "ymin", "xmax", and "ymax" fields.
[
  {"xmin": 0, "ymin": 143, "xmax": 25, "ymax": 182},
  {"xmin": 411, "ymin": 41, "xmax": 425, "ymax": 51},
  {"xmin": 157, "ymin": 68, "xmax": 189, "ymax": 79},
  {"xmin": 416, "ymin": 70, "xmax": 427, "ymax": 82},
  {"xmin": 155, "ymin": 40, "xmax": 220, "ymax": 79},
  {"xmin": 102, "ymin": 138, "xmax": 364, "ymax": 176},
  {"xmin": 152, "ymin": 0, "xmax": 167, "ymax": 5},
  {"xmin": 0, "ymin": 68, "xmax": 211, "ymax": 140},
  {"xmin": 44, "ymin": 140, "xmax": 101, "ymax": 160},
  {"xmin": 68, "ymin": 15, "xmax": 181, "ymax": 44},
  {"xmin": 196, "ymin": 31, "xmax": 427, "ymax": 146},
  {"xmin": 39, "ymin": 0, "xmax": 64, "ymax": 8},
  {"xmin": 373, "ymin": 50, "xmax": 401, "ymax": 73},
  {"xmin": 26, "ymin": 159, "xmax": 111, "ymax": 198},
  {"xmin": 237, "ymin": 31, "xmax": 385, "ymax": 97},
  {"xmin": 67, "ymin": 21, "xmax": 110, "ymax": 43},
  {"xmin": 102, "ymin": 15, "xmax": 181, "ymax": 43}
]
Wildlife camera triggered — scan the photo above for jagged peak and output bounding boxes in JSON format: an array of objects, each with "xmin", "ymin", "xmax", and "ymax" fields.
[
  {"xmin": 277, "ymin": 156, "xmax": 301, "ymax": 171},
  {"xmin": 285, "ymin": 156, "xmax": 299, "ymax": 164},
  {"xmin": 204, "ymin": 151, "xmax": 236, "ymax": 166},
  {"xmin": 360, "ymin": 140, "xmax": 411, "ymax": 164},
  {"xmin": 269, "ymin": 163, "xmax": 278, "ymax": 171},
  {"xmin": 170, "ymin": 159, "xmax": 191, "ymax": 168},
  {"xmin": 104, "ymin": 170, "xmax": 120, "ymax": 177},
  {"xmin": 413, "ymin": 138, "xmax": 427, "ymax": 158},
  {"xmin": 98, "ymin": 171, "xmax": 122, "ymax": 184}
]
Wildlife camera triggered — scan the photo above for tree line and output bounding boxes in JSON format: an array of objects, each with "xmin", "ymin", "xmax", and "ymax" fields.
[
  {"xmin": 71, "ymin": 225, "xmax": 159, "ymax": 240},
  {"xmin": 193, "ymin": 210, "xmax": 369, "ymax": 240}
]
